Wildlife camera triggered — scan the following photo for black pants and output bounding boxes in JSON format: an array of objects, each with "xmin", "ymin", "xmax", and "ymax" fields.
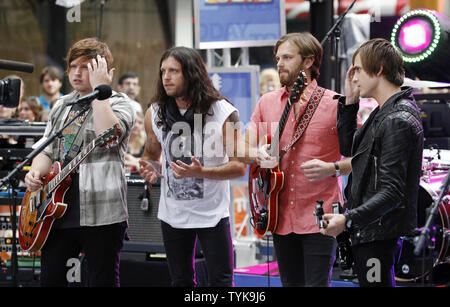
[
  {"xmin": 161, "ymin": 217, "xmax": 234, "ymax": 287},
  {"xmin": 40, "ymin": 222, "xmax": 127, "ymax": 287},
  {"xmin": 351, "ymin": 238, "xmax": 403, "ymax": 287},
  {"xmin": 273, "ymin": 233, "xmax": 337, "ymax": 287}
]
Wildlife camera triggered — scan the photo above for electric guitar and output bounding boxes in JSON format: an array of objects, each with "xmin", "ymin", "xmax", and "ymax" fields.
[
  {"xmin": 18, "ymin": 124, "xmax": 119, "ymax": 252},
  {"xmin": 248, "ymin": 73, "xmax": 307, "ymax": 235},
  {"xmin": 314, "ymin": 201, "xmax": 354, "ymax": 270}
]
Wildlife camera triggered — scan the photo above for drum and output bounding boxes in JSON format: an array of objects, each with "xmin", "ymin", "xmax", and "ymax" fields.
[
  {"xmin": 422, "ymin": 149, "xmax": 450, "ymax": 176},
  {"xmin": 395, "ymin": 173, "xmax": 450, "ymax": 282}
]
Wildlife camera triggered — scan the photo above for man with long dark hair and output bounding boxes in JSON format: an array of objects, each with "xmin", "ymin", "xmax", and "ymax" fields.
[{"xmin": 138, "ymin": 46, "xmax": 246, "ymax": 286}]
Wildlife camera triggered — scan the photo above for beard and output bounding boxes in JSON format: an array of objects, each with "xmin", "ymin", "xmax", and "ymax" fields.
[
  {"xmin": 164, "ymin": 85, "xmax": 184, "ymax": 99},
  {"xmin": 279, "ymin": 67, "xmax": 303, "ymax": 87}
]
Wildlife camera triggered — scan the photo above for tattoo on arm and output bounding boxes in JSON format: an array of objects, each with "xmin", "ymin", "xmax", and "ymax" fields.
[
  {"xmin": 228, "ymin": 111, "xmax": 241, "ymax": 130},
  {"xmin": 145, "ymin": 135, "xmax": 161, "ymax": 156}
]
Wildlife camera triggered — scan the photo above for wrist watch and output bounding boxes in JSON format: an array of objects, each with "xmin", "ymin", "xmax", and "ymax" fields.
[{"xmin": 333, "ymin": 162, "xmax": 341, "ymax": 177}]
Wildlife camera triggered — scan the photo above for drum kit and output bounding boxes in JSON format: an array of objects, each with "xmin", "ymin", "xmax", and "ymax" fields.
[{"xmin": 394, "ymin": 147, "xmax": 450, "ymax": 284}]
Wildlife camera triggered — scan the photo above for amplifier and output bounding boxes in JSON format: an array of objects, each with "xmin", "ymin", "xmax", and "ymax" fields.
[{"xmin": 125, "ymin": 178, "xmax": 163, "ymax": 250}]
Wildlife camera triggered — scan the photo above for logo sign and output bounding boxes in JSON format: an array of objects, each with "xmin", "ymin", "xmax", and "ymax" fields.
[{"xmin": 194, "ymin": 0, "xmax": 286, "ymax": 49}]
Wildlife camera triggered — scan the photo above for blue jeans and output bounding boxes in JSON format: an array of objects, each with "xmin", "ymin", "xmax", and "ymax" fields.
[{"xmin": 161, "ymin": 217, "xmax": 234, "ymax": 287}]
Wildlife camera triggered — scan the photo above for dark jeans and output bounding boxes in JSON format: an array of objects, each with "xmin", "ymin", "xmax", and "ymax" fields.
[
  {"xmin": 351, "ymin": 238, "xmax": 403, "ymax": 287},
  {"xmin": 40, "ymin": 222, "xmax": 127, "ymax": 287},
  {"xmin": 161, "ymin": 217, "xmax": 234, "ymax": 287},
  {"xmin": 273, "ymin": 232, "xmax": 337, "ymax": 287}
]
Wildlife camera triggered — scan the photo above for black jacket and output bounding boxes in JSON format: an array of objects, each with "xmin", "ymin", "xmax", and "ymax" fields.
[{"xmin": 337, "ymin": 87, "xmax": 424, "ymax": 245}]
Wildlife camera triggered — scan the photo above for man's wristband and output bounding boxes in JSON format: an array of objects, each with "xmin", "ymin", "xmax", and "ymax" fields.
[{"xmin": 332, "ymin": 162, "xmax": 341, "ymax": 177}]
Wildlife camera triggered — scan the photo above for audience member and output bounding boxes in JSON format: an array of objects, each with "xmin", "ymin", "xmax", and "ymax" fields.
[
  {"xmin": 125, "ymin": 111, "xmax": 146, "ymax": 172},
  {"xmin": 259, "ymin": 67, "xmax": 281, "ymax": 96},
  {"xmin": 17, "ymin": 96, "xmax": 43, "ymax": 122},
  {"xmin": 117, "ymin": 72, "xmax": 143, "ymax": 114},
  {"xmin": 39, "ymin": 66, "xmax": 63, "ymax": 110}
]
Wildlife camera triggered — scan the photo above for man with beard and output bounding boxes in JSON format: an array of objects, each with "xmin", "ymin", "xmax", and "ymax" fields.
[
  {"xmin": 242, "ymin": 32, "xmax": 352, "ymax": 286},
  {"xmin": 117, "ymin": 72, "xmax": 143, "ymax": 115},
  {"xmin": 138, "ymin": 47, "xmax": 246, "ymax": 286}
]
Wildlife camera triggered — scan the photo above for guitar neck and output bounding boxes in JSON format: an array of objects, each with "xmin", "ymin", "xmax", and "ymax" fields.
[
  {"xmin": 46, "ymin": 140, "xmax": 96, "ymax": 193},
  {"xmin": 268, "ymin": 98, "xmax": 293, "ymax": 157}
]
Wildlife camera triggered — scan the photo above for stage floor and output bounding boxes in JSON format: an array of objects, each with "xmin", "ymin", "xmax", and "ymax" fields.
[
  {"xmin": 233, "ymin": 261, "xmax": 359, "ymax": 287},
  {"xmin": 233, "ymin": 261, "xmax": 449, "ymax": 287}
]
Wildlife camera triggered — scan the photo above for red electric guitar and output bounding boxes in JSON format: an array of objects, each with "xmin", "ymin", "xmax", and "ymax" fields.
[
  {"xmin": 18, "ymin": 124, "xmax": 119, "ymax": 251},
  {"xmin": 248, "ymin": 73, "xmax": 307, "ymax": 235}
]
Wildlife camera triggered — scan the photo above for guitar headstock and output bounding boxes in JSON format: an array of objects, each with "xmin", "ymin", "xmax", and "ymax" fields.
[
  {"xmin": 313, "ymin": 200, "xmax": 325, "ymax": 229},
  {"xmin": 96, "ymin": 124, "xmax": 120, "ymax": 148},
  {"xmin": 289, "ymin": 71, "xmax": 308, "ymax": 103}
]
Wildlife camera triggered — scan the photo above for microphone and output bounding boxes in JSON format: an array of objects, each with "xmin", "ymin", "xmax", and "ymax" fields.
[
  {"xmin": 0, "ymin": 59, "xmax": 34, "ymax": 73},
  {"xmin": 67, "ymin": 84, "xmax": 112, "ymax": 105}
]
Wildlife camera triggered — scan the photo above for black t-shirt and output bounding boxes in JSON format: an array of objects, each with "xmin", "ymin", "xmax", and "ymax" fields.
[{"xmin": 53, "ymin": 103, "xmax": 89, "ymax": 229}]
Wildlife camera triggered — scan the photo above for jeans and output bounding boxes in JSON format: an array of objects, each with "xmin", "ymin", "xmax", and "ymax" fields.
[
  {"xmin": 351, "ymin": 238, "xmax": 403, "ymax": 287},
  {"xmin": 273, "ymin": 232, "xmax": 337, "ymax": 287},
  {"xmin": 40, "ymin": 222, "xmax": 127, "ymax": 287},
  {"xmin": 161, "ymin": 217, "xmax": 234, "ymax": 287}
]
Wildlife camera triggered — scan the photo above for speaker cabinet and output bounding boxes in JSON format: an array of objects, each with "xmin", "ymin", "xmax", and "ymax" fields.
[{"xmin": 125, "ymin": 178, "xmax": 164, "ymax": 253}]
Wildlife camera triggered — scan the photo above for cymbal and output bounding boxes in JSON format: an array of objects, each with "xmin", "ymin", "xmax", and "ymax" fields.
[{"xmin": 403, "ymin": 78, "xmax": 450, "ymax": 88}]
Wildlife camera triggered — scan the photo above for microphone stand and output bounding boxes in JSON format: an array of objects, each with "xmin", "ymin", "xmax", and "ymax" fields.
[
  {"xmin": 320, "ymin": 0, "xmax": 357, "ymax": 93},
  {"xmin": 0, "ymin": 102, "xmax": 91, "ymax": 287},
  {"xmin": 414, "ymin": 169, "xmax": 450, "ymax": 285},
  {"xmin": 97, "ymin": 0, "xmax": 107, "ymax": 40}
]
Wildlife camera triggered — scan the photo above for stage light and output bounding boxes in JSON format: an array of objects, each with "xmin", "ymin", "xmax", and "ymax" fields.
[{"xmin": 391, "ymin": 9, "xmax": 450, "ymax": 83}]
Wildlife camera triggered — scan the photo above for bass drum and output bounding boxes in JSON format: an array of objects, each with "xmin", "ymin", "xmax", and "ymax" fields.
[{"xmin": 395, "ymin": 173, "xmax": 450, "ymax": 282}]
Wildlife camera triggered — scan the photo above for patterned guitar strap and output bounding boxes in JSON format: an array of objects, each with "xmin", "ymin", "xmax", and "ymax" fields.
[{"xmin": 280, "ymin": 86, "xmax": 325, "ymax": 156}]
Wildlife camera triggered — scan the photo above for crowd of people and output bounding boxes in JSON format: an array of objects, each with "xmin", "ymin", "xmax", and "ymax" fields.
[{"xmin": 0, "ymin": 64, "xmax": 147, "ymax": 172}]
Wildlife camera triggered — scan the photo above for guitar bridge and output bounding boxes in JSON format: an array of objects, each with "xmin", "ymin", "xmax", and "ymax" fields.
[{"xmin": 256, "ymin": 209, "xmax": 268, "ymax": 230}]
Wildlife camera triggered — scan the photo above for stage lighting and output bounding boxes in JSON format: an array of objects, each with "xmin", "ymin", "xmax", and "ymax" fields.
[{"xmin": 391, "ymin": 9, "xmax": 450, "ymax": 83}]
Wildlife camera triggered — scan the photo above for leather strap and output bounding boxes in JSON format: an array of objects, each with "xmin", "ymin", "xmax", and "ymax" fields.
[{"xmin": 281, "ymin": 86, "xmax": 325, "ymax": 154}]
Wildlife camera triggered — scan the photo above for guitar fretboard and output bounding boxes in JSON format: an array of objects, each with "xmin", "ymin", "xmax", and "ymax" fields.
[
  {"xmin": 268, "ymin": 99, "xmax": 293, "ymax": 157},
  {"xmin": 46, "ymin": 140, "xmax": 96, "ymax": 194},
  {"xmin": 268, "ymin": 73, "xmax": 305, "ymax": 157}
]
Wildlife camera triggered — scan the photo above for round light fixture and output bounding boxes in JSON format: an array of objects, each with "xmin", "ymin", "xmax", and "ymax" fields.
[{"xmin": 391, "ymin": 9, "xmax": 450, "ymax": 82}]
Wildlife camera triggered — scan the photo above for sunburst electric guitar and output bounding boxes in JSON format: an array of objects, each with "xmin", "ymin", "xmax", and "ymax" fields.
[
  {"xmin": 18, "ymin": 124, "xmax": 119, "ymax": 251},
  {"xmin": 248, "ymin": 73, "xmax": 307, "ymax": 235}
]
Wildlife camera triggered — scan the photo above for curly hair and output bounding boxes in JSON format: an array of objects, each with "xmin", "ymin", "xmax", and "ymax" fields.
[{"xmin": 152, "ymin": 46, "xmax": 227, "ymax": 130}]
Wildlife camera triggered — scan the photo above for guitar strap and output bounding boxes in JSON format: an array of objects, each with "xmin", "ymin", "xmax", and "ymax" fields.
[
  {"xmin": 281, "ymin": 86, "xmax": 325, "ymax": 155},
  {"xmin": 62, "ymin": 107, "xmax": 93, "ymax": 167}
]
